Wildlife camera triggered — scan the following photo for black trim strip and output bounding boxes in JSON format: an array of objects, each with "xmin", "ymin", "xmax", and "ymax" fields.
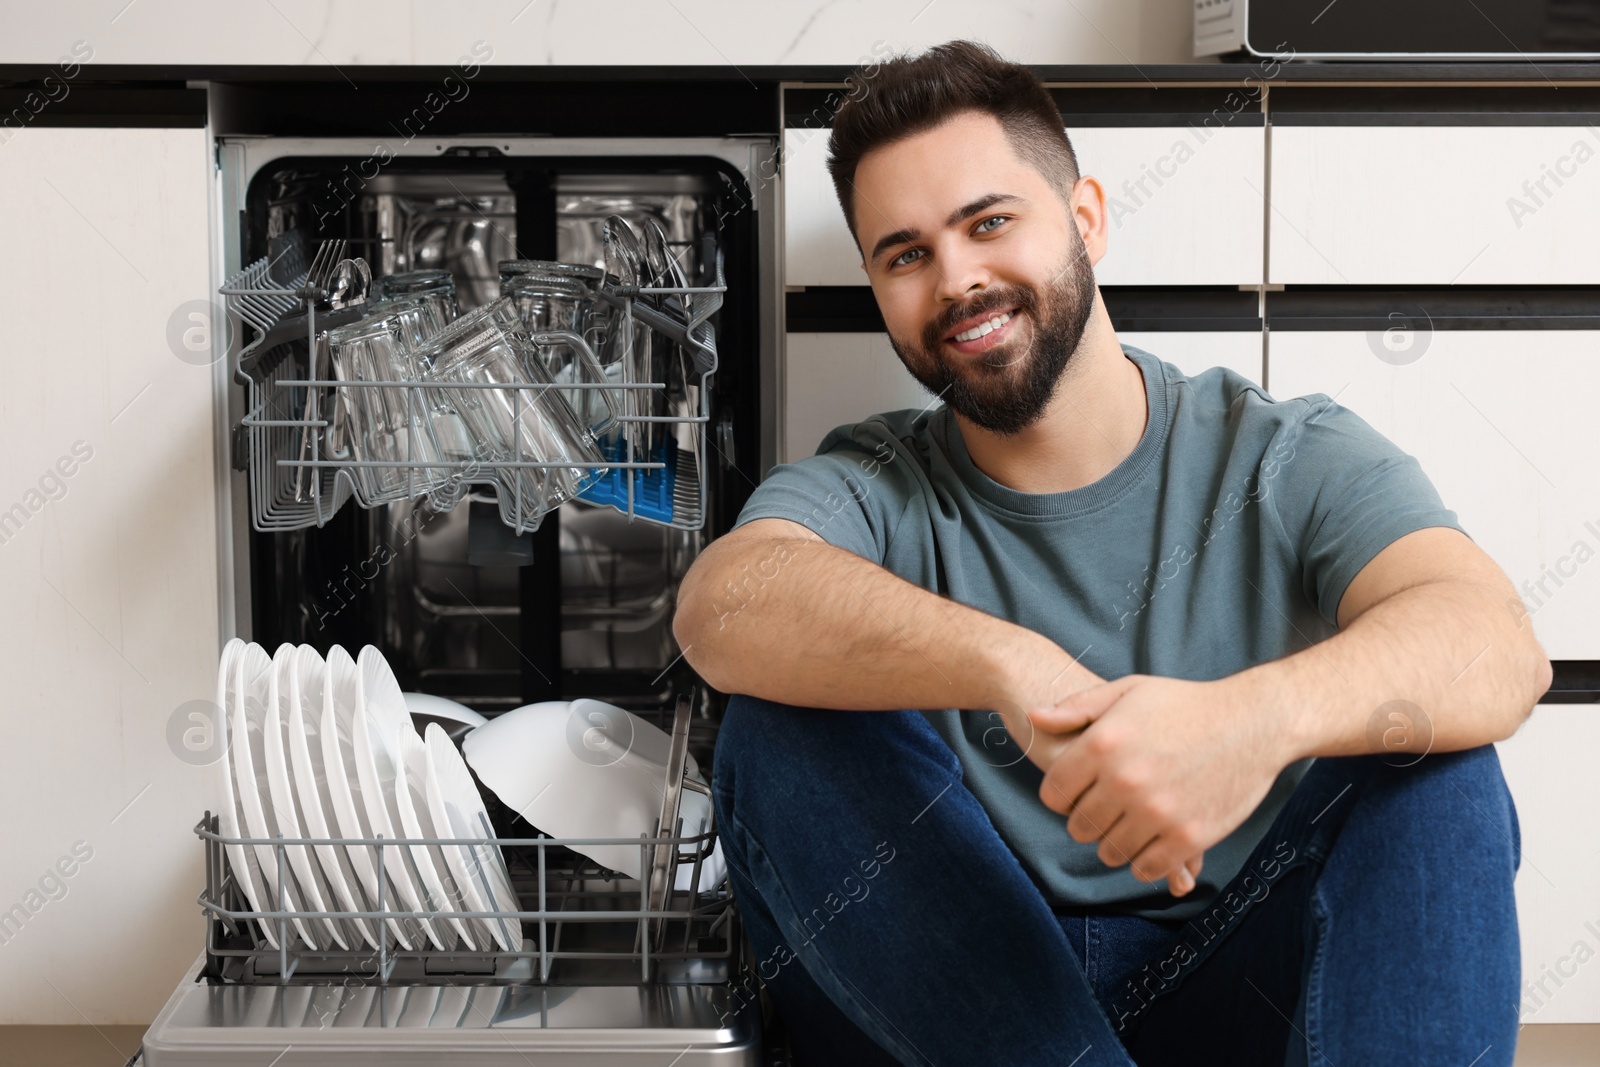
[
  {"xmin": 1267, "ymin": 287, "xmax": 1600, "ymax": 331},
  {"xmin": 784, "ymin": 86, "xmax": 1265, "ymax": 129},
  {"xmin": 9, "ymin": 62, "xmax": 1600, "ymax": 84},
  {"xmin": 1547, "ymin": 662, "xmax": 1600, "ymax": 704},
  {"xmin": 211, "ymin": 79, "xmax": 777, "ymax": 137},
  {"xmin": 786, "ymin": 286, "xmax": 1264, "ymax": 333},
  {"xmin": 0, "ymin": 86, "xmax": 205, "ymax": 128},
  {"xmin": 1270, "ymin": 86, "xmax": 1600, "ymax": 125}
]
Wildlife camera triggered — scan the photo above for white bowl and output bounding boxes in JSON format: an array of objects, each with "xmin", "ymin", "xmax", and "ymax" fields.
[{"xmin": 462, "ymin": 699, "xmax": 723, "ymax": 892}]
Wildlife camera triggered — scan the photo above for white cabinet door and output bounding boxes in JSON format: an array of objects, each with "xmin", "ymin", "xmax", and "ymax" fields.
[
  {"xmin": 783, "ymin": 127, "xmax": 862, "ymax": 289},
  {"xmin": 1267, "ymin": 330, "xmax": 1600, "ymax": 660},
  {"xmin": 1070, "ymin": 126, "xmax": 1264, "ymax": 286},
  {"xmin": 783, "ymin": 124, "xmax": 1266, "ymax": 288},
  {"xmin": 1497, "ymin": 704, "xmax": 1600, "ymax": 1024},
  {"xmin": 1119, "ymin": 331, "xmax": 1264, "ymax": 387},
  {"xmin": 1269, "ymin": 126, "xmax": 1600, "ymax": 285},
  {"xmin": 0, "ymin": 127, "xmax": 218, "ymax": 1024},
  {"xmin": 782, "ymin": 332, "xmax": 933, "ymax": 463}
]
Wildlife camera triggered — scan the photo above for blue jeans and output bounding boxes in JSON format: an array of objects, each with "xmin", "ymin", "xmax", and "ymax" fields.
[{"xmin": 711, "ymin": 695, "xmax": 1522, "ymax": 1066}]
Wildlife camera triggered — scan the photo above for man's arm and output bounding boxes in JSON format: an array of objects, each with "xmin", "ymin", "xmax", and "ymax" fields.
[
  {"xmin": 1236, "ymin": 525, "xmax": 1553, "ymax": 762},
  {"xmin": 679, "ymin": 516, "xmax": 1206, "ymax": 896},
  {"xmin": 674, "ymin": 517, "xmax": 1106, "ymax": 761},
  {"xmin": 1029, "ymin": 526, "xmax": 1553, "ymax": 885}
]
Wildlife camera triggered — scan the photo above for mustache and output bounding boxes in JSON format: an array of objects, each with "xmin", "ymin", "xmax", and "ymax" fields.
[{"xmin": 924, "ymin": 285, "xmax": 1039, "ymax": 348}]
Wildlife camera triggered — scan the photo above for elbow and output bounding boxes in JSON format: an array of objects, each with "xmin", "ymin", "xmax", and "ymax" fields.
[{"xmin": 673, "ymin": 565, "xmax": 729, "ymax": 692}]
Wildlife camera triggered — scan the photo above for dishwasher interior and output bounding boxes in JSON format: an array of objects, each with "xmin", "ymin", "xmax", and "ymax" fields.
[{"xmin": 138, "ymin": 142, "xmax": 782, "ymax": 1064}]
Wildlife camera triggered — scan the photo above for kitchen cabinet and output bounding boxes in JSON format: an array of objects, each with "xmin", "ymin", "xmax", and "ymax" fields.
[
  {"xmin": 0, "ymin": 127, "xmax": 218, "ymax": 1024},
  {"xmin": 782, "ymin": 332, "xmax": 931, "ymax": 462},
  {"xmin": 1267, "ymin": 326, "xmax": 1600, "ymax": 661},
  {"xmin": 1497, "ymin": 704, "xmax": 1600, "ymax": 1024},
  {"xmin": 1268, "ymin": 124, "xmax": 1600, "ymax": 285},
  {"xmin": 783, "ymin": 123, "xmax": 1266, "ymax": 288}
]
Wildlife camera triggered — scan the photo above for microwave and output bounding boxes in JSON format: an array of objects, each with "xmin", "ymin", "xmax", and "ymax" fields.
[{"xmin": 1195, "ymin": 0, "xmax": 1600, "ymax": 60}]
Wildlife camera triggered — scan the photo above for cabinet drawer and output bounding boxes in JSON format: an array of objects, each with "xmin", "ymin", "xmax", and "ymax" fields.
[
  {"xmin": 1269, "ymin": 125, "xmax": 1600, "ymax": 285},
  {"xmin": 782, "ymin": 332, "xmax": 931, "ymax": 463},
  {"xmin": 1070, "ymin": 126, "xmax": 1263, "ymax": 286},
  {"xmin": 1266, "ymin": 329, "xmax": 1600, "ymax": 660},
  {"xmin": 783, "ymin": 124, "xmax": 1266, "ymax": 288}
]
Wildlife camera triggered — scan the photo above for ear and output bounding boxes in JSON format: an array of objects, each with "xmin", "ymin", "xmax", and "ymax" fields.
[
  {"xmin": 1028, "ymin": 673, "xmax": 1141, "ymax": 733},
  {"xmin": 1069, "ymin": 174, "xmax": 1109, "ymax": 269}
]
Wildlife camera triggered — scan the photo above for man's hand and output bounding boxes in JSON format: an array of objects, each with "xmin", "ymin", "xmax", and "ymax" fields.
[{"xmin": 1028, "ymin": 674, "xmax": 1290, "ymax": 893}]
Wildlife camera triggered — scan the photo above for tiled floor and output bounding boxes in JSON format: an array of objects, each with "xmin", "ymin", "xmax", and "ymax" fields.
[{"xmin": 0, "ymin": 1022, "xmax": 1595, "ymax": 1064}]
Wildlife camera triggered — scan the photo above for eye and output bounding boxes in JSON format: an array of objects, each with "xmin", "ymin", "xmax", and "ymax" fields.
[
  {"xmin": 890, "ymin": 247, "xmax": 923, "ymax": 268},
  {"xmin": 975, "ymin": 215, "xmax": 1009, "ymax": 233}
]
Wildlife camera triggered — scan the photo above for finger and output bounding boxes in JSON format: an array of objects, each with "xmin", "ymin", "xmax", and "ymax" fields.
[
  {"xmin": 1099, "ymin": 817, "xmax": 1160, "ymax": 875},
  {"xmin": 1168, "ymin": 864, "xmax": 1195, "ymax": 897},
  {"xmin": 1039, "ymin": 746, "xmax": 1096, "ymax": 816},
  {"xmin": 1062, "ymin": 782, "xmax": 1119, "ymax": 844},
  {"xmin": 1028, "ymin": 675, "xmax": 1141, "ymax": 733}
]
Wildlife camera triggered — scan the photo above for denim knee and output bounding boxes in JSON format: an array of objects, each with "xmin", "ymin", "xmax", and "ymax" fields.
[
  {"xmin": 1355, "ymin": 743, "xmax": 1519, "ymax": 874},
  {"xmin": 711, "ymin": 694, "xmax": 964, "ymax": 841}
]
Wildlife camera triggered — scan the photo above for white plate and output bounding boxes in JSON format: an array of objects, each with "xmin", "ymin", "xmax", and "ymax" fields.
[
  {"xmin": 462, "ymin": 699, "xmax": 725, "ymax": 892},
  {"xmin": 287, "ymin": 644, "xmax": 377, "ymax": 951},
  {"xmin": 320, "ymin": 644, "xmax": 414, "ymax": 950},
  {"xmin": 283, "ymin": 645, "xmax": 375, "ymax": 951},
  {"xmin": 233, "ymin": 642, "xmax": 319, "ymax": 949},
  {"xmin": 394, "ymin": 724, "xmax": 477, "ymax": 950},
  {"xmin": 263, "ymin": 643, "xmax": 347, "ymax": 950},
  {"xmin": 352, "ymin": 645, "xmax": 448, "ymax": 950},
  {"xmin": 213, "ymin": 638, "xmax": 281, "ymax": 948},
  {"xmin": 403, "ymin": 691, "xmax": 488, "ymax": 730},
  {"xmin": 424, "ymin": 722, "xmax": 520, "ymax": 952}
]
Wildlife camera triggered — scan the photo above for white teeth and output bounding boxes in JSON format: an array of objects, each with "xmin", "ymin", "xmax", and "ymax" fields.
[{"xmin": 953, "ymin": 310, "xmax": 1013, "ymax": 343}]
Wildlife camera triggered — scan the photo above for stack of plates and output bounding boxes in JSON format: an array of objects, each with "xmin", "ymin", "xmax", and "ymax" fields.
[{"xmin": 213, "ymin": 639, "xmax": 520, "ymax": 952}]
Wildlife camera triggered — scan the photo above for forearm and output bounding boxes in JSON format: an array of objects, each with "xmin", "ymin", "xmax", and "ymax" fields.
[
  {"xmin": 675, "ymin": 529, "xmax": 1100, "ymax": 718},
  {"xmin": 1232, "ymin": 579, "xmax": 1553, "ymax": 764}
]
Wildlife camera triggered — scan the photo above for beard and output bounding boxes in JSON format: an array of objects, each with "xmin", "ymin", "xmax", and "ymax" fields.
[{"xmin": 887, "ymin": 234, "xmax": 1098, "ymax": 436}]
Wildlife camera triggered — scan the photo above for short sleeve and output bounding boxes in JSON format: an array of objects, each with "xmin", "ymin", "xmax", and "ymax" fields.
[
  {"xmin": 730, "ymin": 414, "xmax": 927, "ymax": 565},
  {"xmin": 1267, "ymin": 395, "xmax": 1469, "ymax": 627}
]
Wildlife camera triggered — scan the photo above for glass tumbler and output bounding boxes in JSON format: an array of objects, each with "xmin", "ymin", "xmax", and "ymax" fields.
[
  {"xmin": 376, "ymin": 269, "xmax": 459, "ymax": 331},
  {"xmin": 501, "ymin": 274, "xmax": 616, "ymax": 438},
  {"xmin": 327, "ymin": 313, "xmax": 453, "ymax": 505},
  {"xmin": 420, "ymin": 298, "xmax": 604, "ymax": 525}
]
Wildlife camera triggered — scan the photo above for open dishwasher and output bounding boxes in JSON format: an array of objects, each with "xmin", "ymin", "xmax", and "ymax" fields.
[{"xmin": 137, "ymin": 126, "xmax": 783, "ymax": 1064}]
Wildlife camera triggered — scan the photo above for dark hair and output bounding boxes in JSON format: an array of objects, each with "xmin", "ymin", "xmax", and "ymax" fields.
[{"xmin": 826, "ymin": 40, "xmax": 1080, "ymax": 245}]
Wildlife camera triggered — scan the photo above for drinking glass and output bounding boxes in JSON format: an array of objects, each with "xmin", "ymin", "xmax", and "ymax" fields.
[
  {"xmin": 327, "ymin": 313, "xmax": 453, "ymax": 505},
  {"xmin": 420, "ymin": 298, "xmax": 604, "ymax": 526}
]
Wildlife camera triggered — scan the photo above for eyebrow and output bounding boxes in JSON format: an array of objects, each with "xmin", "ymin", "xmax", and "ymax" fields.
[{"xmin": 867, "ymin": 192, "xmax": 1026, "ymax": 266}]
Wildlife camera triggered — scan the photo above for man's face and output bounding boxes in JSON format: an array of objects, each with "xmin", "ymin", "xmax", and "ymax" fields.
[{"xmin": 852, "ymin": 110, "xmax": 1101, "ymax": 435}]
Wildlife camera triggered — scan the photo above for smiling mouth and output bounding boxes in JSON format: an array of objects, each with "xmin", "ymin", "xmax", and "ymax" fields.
[{"xmin": 947, "ymin": 308, "xmax": 1016, "ymax": 343}]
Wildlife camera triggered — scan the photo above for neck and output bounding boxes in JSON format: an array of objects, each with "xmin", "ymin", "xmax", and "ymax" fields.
[{"xmin": 953, "ymin": 294, "xmax": 1147, "ymax": 495}]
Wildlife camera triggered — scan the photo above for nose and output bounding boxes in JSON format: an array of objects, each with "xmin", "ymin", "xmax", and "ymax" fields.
[{"xmin": 931, "ymin": 237, "xmax": 994, "ymax": 306}]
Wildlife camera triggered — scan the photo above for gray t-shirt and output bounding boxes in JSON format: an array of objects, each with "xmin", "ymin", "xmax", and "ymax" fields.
[{"xmin": 730, "ymin": 343, "xmax": 1466, "ymax": 920}]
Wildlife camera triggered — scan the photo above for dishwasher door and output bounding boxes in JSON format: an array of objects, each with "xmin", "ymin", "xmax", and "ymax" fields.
[{"xmin": 140, "ymin": 954, "xmax": 762, "ymax": 1066}]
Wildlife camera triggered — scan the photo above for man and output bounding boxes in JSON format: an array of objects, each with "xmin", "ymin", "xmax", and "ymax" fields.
[{"xmin": 674, "ymin": 40, "xmax": 1551, "ymax": 1066}]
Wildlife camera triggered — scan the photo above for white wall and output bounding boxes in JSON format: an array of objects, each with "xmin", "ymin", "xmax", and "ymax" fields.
[
  {"xmin": 0, "ymin": 0, "xmax": 1202, "ymax": 67},
  {"xmin": 0, "ymin": 127, "xmax": 218, "ymax": 1025}
]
